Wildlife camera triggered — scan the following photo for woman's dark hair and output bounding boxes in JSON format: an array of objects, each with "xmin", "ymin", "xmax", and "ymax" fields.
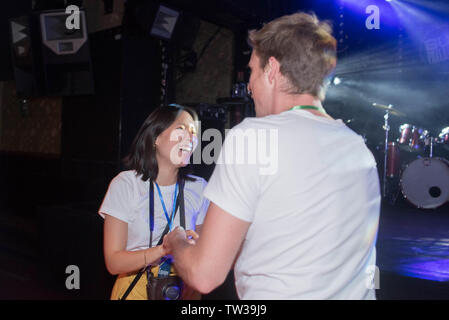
[{"xmin": 123, "ymin": 104, "xmax": 199, "ymax": 182}]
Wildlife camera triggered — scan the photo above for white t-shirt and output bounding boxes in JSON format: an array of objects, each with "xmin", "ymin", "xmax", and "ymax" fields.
[
  {"xmin": 99, "ymin": 171, "xmax": 209, "ymax": 251},
  {"xmin": 203, "ymin": 109, "xmax": 381, "ymax": 300}
]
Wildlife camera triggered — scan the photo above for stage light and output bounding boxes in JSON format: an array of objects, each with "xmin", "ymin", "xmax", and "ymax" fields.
[
  {"xmin": 150, "ymin": 4, "xmax": 180, "ymax": 41},
  {"xmin": 333, "ymin": 76, "xmax": 342, "ymax": 85}
]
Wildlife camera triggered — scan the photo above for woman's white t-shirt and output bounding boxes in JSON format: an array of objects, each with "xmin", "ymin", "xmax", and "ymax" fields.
[{"xmin": 99, "ymin": 171, "xmax": 209, "ymax": 251}]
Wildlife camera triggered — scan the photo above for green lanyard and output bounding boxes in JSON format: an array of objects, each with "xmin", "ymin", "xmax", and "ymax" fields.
[{"xmin": 290, "ymin": 105, "xmax": 320, "ymax": 111}]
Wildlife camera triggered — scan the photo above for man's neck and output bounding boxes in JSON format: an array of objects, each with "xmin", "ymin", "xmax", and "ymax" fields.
[
  {"xmin": 273, "ymin": 93, "xmax": 319, "ymax": 113},
  {"xmin": 272, "ymin": 93, "xmax": 331, "ymax": 119}
]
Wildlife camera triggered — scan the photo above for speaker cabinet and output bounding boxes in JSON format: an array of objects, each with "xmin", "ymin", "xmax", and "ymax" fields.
[
  {"xmin": 9, "ymin": 9, "xmax": 94, "ymax": 97},
  {"xmin": 9, "ymin": 15, "xmax": 42, "ymax": 97},
  {"xmin": 39, "ymin": 9, "xmax": 94, "ymax": 95}
]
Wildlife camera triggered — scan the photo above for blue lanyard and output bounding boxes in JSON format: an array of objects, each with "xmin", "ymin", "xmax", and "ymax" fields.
[{"xmin": 155, "ymin": 182, "xmax": 178, "ymax": 231}]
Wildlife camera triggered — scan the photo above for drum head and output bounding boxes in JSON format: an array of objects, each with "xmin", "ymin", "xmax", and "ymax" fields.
[{"xmin": 401, "ymin": 158, "xmax": 449, "ymax": 209}]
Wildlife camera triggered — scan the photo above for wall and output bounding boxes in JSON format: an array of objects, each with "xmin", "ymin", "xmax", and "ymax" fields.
[
  {"xmin": 176, "ymin": 20, "xmax": 234, "ymax": 105},
  {"xmin": 0, "ymin": 81, "xmax": 61, "ymax": 155}
]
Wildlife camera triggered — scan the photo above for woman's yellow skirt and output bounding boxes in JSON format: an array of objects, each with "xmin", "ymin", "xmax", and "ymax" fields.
[
  {"xmin": 110, "ymin": 267, "xmax": 201, "ymax": 300},
  {"xmin": 110, "ymin": 270, "xmax": 148, "ymax": 300}
]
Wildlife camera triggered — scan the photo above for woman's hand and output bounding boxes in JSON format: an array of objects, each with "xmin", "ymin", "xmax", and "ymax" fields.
[
  {"xmin": 162, "ymin": 227, "xmax": 199, "ymax": 255},
  {"xmin": 156, "ymin": 244, "xmax": 168, "ymax": 257},
  {"xmin": 185, "ymin": 229, "xmax": 200, "ymax": 244}
]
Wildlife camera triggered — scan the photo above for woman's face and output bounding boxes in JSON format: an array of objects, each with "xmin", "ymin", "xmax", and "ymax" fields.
[{"xmin": 155, "ymin": 111, "xmax": 198, "ymax": 168}]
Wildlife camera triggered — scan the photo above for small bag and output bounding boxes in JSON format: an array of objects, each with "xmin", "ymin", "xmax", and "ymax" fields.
[
  {"xmin": 119, "ymin": 179, "xmax": 186, "ymax": 300},
  {"xmin": 146, "ymin": 272, "xmax": 184, "ymax": 300}
]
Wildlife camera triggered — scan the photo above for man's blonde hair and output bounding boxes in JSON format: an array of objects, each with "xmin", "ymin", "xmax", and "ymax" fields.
[{"xmin": 248, "ymin": 12, "xmax": 337, "ymax": 97}]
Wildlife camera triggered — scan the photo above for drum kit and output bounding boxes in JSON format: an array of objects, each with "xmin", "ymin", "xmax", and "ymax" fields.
[{"xmin": 373, "ymin": 103, "xmax": 449, "ymax": 209}]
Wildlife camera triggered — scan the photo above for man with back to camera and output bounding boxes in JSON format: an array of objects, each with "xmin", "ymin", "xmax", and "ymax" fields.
[{"xmin": 163, "ymin": 12, "xmax": 381, "ymax": 299}]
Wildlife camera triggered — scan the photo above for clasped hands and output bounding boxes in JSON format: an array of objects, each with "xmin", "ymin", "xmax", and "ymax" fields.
[{"xmin": 161, "ymin": 226, "xmax": 199, "ymax": 256}]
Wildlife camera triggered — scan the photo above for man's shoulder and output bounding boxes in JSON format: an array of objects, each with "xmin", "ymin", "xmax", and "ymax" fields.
[{"xmin": 230, "ymin": 115, "xmax": 282, "ymax": 131}]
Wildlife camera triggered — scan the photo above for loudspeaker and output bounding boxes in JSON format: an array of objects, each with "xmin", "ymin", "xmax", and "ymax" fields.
[
  {"xmin": 119, "ymin": 14, "xmax": 162, "ymax": 159},
  {"xmin": 0, "ymin": 0, "xmax": 32, "ymax": 81},
  {"xmin": 38, "ymin": 9, "xmax": 94, "ymax": 95},
  {"xmin": 9, "ymin": 15, "xmax": 42, "ymax": 96},
  {"xmin": 9, "ymin": 8, "xmax": 94, "ymax": 97},
  {"xmin": 61, "ymin": 27, "xmax": 122, "ymax": 187}
]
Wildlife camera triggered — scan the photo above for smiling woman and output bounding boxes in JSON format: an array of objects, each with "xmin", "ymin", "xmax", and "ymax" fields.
[
  {"xmin": 153, "ymin": 108, "xmax": 199, "ymax": 171},
  {"xmin": 122, "ymin": 104, "xmax": 199, "ymax": 183},
  {"xmin": 98, "ymin": 104, "xmax": 210, "ymax": 300}
]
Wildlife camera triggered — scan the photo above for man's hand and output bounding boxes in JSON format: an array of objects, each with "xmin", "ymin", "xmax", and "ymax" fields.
[{"xmin": 162, "ymin": 227, "xmax": 199, "ymax": 255}]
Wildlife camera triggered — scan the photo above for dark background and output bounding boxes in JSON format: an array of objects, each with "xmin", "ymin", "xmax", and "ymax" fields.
[{"xmin": 0, "ymin": 0, "xmax": 448, "ymax": 299}]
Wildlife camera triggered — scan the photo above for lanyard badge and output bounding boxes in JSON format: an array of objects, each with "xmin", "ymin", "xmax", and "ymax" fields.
[
  {"xmin": 155, "ymin": 182, "xmax": 179, "ymax": 232},
  {"xmin": 154, "ymin": 182, "xmax": 178, "ymax": 277}
]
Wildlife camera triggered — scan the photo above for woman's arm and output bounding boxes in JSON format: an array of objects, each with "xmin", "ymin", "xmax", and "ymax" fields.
[{"xmin": 103, "ymin": 214, "xmax": 166, "ymax": 275}]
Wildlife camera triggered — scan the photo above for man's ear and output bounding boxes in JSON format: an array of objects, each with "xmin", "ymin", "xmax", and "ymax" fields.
[{"xmin": 266, "ymin": 56, "xmax": 280, "ymax": 84}]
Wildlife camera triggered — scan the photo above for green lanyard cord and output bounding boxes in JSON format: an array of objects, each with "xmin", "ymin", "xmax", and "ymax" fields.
[{"xmin": 290, "ymin": 105, "xmax": 320, "ymax": 111}]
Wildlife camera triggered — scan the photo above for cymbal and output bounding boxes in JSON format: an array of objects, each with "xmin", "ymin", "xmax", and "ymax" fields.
[{"xmin": 372, "ymin": 103, "xmax": 406, "ymax": 117}]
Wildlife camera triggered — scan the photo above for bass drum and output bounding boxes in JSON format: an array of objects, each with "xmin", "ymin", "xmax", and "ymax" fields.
[{"xmin": 401, "ymin": 158, "xmax": 449, "ymax": 209}]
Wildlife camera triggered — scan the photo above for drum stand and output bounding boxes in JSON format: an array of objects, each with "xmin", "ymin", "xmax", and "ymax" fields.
[
  {"xmin": 382, "ymin": 107, "xmax": 391, "ymax": 198},
  {"xmin": 382, "ymin": 108, "xmax": 402, "ymax": 205},
  {"xmin": 374, "ymin": 102, "xmax": 404, "ymax": 202},
  {"xmin": 429, "ymin": 137, "xmax": 434, "ymax": 158}
]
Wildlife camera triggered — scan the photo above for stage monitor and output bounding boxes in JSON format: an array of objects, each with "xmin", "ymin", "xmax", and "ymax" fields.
[
  {"xmin": 40, "ymin": 10, "xmax": 87, "ymax": 55},
  {"xmin": 150, "ymin": 5, "xmax": 180, "ymax": 41}
]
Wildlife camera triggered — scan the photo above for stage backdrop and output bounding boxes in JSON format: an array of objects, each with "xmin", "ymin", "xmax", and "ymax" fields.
[{"xmin": 176, "ymin": 20, "xmax": 234, "ymax": 105}]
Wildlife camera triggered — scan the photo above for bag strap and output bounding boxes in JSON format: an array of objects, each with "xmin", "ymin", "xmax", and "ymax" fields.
[
  {"xmin": 119, "ymin": 267, "xmax": 145, "ymax": 300},
  {"xmin": 179, "ymin": 179, "xmax": 186, "ymax": 229},
  {"xmin": 119, "ymin": 178, "xmax": 185, "ymax": 300},
  {"xmin": 152, "ymin": 178, "xmax": 186, "ymax": 247}
]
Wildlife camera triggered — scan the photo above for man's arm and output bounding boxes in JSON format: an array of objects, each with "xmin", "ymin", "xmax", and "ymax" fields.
[{"xmin": 163, "ymin": 202, "xmax": 250, "ymax": 294}]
